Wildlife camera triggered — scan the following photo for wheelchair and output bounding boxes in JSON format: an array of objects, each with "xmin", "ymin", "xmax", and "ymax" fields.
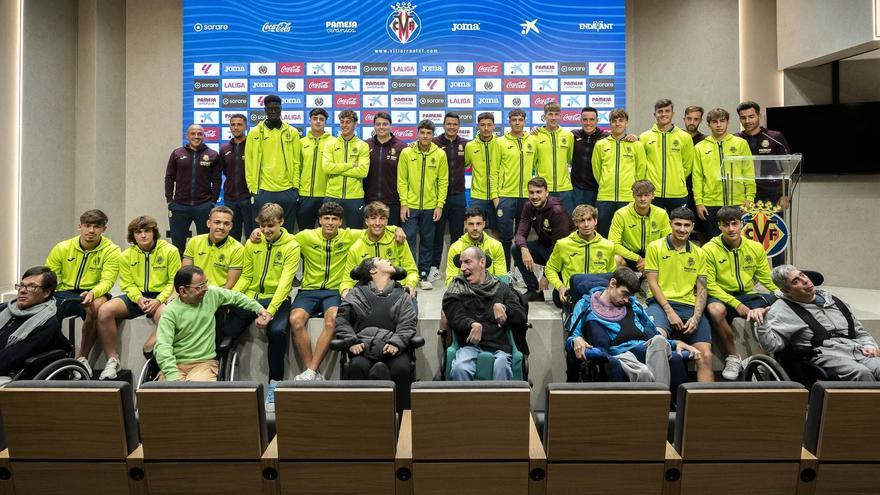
[{"xmin": 1, "ymin": 298, "xmax": 91, "ymax": 386}]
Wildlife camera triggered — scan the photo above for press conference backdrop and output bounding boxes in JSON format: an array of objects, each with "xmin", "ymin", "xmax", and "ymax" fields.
[{"xmin": 183, "ymin": 0, "xmax": 625, "ymax": 148}]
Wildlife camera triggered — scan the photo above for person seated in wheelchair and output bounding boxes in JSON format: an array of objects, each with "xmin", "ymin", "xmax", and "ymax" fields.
[
  {"xmin": 545, "ymin": 204, "xmax": 636, "ymax": 308},
  {"xmin": 335, "ymin": 257, "xmax": 417, "ymax": 409},
  {"xmin": 756, "ymin": 265, "xmax": 880, "ymax": 381},
  {"xmin": 154, "ymin": 266, "xmax": 271, "ymax": 382},
  {"xmin": 442, "ymin": 246, "xmax": 528, "ymax": 381},
  {"xmin": 566, "ymin": 267, "xmax": 701, "ymax": 385},
  {"xmin": 0, "ymin": 267, "xmax": 63, "ymax": 383}
]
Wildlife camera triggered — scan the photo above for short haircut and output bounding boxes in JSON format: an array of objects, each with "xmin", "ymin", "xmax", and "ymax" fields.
[
  {"xmin": 461, "ymin": 246, "xmax": 486, "ymax": 263},
  {"xmin": 684, "ymin": 105, "xmax": 704, "ymax": 116},
  {"xmin": 309, "ymin": 107, "xmax": 328, "ymax": 119},
  {"xmin": 609, "ymin": 108, "xmax": 628, "ymax": 121},
  {"xmin": 443, "ymin": 112, "xmax": 460, "ymax": 123},
  {"xmin": 228, "ymin": 113, "xmax": 246, "ymax": 123},
  {"xmin": 80, "ymin": 209, "xmax": 109, "ymax": 227},
  {"xmin": 318, "ymin": 201, "xmax": 344, "ymax": 219},
  {"xmin": 174, "ymin": 265, "xmax": 204, "ymax": 293},
  {"xmin": 572, "ymin": 204, "xmax": 598, "ymax": 222},
  {"xmin": 338, "ymin": 109, "xmax": 358, "ymax": 122},
  {"xmin": 716, "ymin": 206, "xmax": 743, "ymax": 224},
  {"xmin": 706, "ymin": 108, "xmax": 730, "ymax": 122},
  {"xmin": 126, "ymin": 215, "xmax": 160, "ymax": 244},
  {"xmin": 771, "ymin": 264, "xmax": 798, "ymax": 290},
  {"xmin": 263, "ymin": 94, "xmax": 281, "ymax": 106},
  {"xmin": 256, "ymin": 202, "xmax": 284, "ymax": 224},
  {"xmin": 463, "ymin": 207, "xmax": 486, "ymax": 222},
  {"xmin": 610, "ymin": 267, "xmax": 640, "ymax": 293},
  {"xmin": 736, "ymin": 101, "xmax": 761, "ymax": 115},
  {"xmin": 669, "ymin": 206, "xmax": 695, "ymax": 222},
  {"xmin": 364, "ymin": 201, "xmax": 389, "ymax": 219},
  {"xmin": 209, "ymin": 205, "xmax": 234, "ymax": 219},
  {"xmin": 581, "ymin": 106, "xmax": 599, "ymax": 116},
  {"xmin": 631, "ymin": 179, "xmax": 655, "ymax": 195},
  {"xmin": 508, "ymin": 109, "xmax": 526, "ymax": 120},
  {"xmin": 22, "ymin": 266, "xmax": 57, "ymax": 295},
  {"xmin": 477, "ymin": 112, "xmax": 495, "ymax": 123},
  {"xmin": 543, "ymin": 101, "xmax": 561, "ymax": 113},
  {"xmin": 358, "ymin": 257, "xmax": 379, "ymax": 278},
  {"xmin": 654, "ymin": 99, "xmax": 674, "ymax": 111},
  {"xmin": 373, "ymin": 111, "xmax": 392, "ymax": 123},
  {"xmin": 528, "ymin": 176, "xmax": 548, "ymax": 190},
  {"xmin": 418, "ymin": 119, "xmax": 435, "ymax": 131}
]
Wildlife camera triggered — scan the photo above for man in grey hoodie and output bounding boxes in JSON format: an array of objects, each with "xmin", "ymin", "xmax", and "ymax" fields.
[{"xmin": 756, "ymin": 265, "xmax": 880, "ymax": 381}]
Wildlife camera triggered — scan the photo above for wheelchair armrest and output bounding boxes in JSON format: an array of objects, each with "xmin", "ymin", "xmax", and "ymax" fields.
[
  {"xmin": 584, "ymin": 348, "xmax": 610, "ymax": 361},
  {"xmin": 679, "ymin": 350, "xmax": 693, "ymax": 361},
  {"xmin": 217, "ymin": 336, "xmax": 235, "ymax": 353},
  {"xmin": 329, "ymin": 339, "xmax": 347, "ymax": 351},
  {"xmin": 23, "ymin": 349, "xmax": 67, "ymax": 368},
  {"xmin": 409, "ymin": 336, "xmax": 426, "ymax": 349}
]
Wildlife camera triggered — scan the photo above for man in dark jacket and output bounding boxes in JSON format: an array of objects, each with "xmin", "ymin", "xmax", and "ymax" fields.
[
  {"xmin": 570, "ymin": 106, "xmax": 608, "ymax": 208},
  {"xmin": 335, "ymin": 257, "xmax": 417, "ymax": 409},
  {"xmin": 219, "ymin": 114, "xmax": 252, "ymax": 242},
  {"xmin": 0, "ymin": 267, "xmax": 62, "ymax": 381},
  {"xmin": 364, "ymin": 112, "xmax": 408, "ymax": 226},
  {"xmin": 512, "ymin": 176, "xmax": 574, "ymax": 301},
  {"xmin": 442, "ymin": 247, "xmax": 527, "ymax": 380}
]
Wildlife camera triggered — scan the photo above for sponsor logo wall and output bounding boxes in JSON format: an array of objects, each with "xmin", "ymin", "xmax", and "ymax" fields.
[{"xmin": 184, "ymin": 0, "xmax": 625, "ymax": 145}]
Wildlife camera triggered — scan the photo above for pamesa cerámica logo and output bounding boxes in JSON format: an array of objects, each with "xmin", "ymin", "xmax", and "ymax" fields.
[{"xmin": 387, "ymin": 2, "xmax": 421, "ymax": 44}]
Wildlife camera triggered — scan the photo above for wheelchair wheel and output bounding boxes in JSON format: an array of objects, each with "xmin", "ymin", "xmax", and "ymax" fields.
[
  {"xmin": 33, "ymin": 358, "xmax": 92, "ymax": 381},
  {"xmin": 743, "ymin": 354, "xmax": 791, "ymax": 382}
]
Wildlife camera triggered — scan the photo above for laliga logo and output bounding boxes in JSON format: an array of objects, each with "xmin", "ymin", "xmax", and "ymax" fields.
[
  {"xmin": 387, "ymin": 2, "xmax": 421, "ymax": 44},
  {"xmin": 742, "ymin": 201, "xmax": 790, "ymax": 258}
]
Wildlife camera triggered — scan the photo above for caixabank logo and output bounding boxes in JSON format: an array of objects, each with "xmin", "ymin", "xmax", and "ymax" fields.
[{"xmin": 387, "ymin": 2, "xmax": 421, "ymax": 44}]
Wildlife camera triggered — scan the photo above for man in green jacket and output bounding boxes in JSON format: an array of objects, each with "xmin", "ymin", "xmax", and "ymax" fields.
[
  {"xmin": 608, "ymin": 180, "xmax": 671, "ymax": 271},
  {"xmin": 534, "ymin": 101, "xmax": 575, "ymax": 213},
  {"xmin": 245, "ymin": 94, "xmax": 302, "ymax": 232},
  {"xmin": 297, "ymin": 108, "xmax": 334, "ymax": 230},
  {"xmin": 155, "ymin": 265, "xmax": 270, "ymax": 382},
  {"xmin": 45, "ymin": 209, "xmax": 121, "ymax": 378},
  {"xmin": 323, "ymin": 109, "xmax": 370, "ymax": 228},
  {"xmin": 496, "ymin": 109, "xmax": 536, "ymax": 268},
  {"xmin": 640, "ymin": 99, "xmax": 695, "ymax": 212}
]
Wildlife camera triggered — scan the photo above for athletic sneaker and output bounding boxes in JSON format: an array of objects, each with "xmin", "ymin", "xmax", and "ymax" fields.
[
  {"xmin": 427, "ymin": 267, "xmax": 441, "ymax": 282},
  {"xmin": 99, "ymin": 356, "xmax": 120, "ymax": 380},
  {"xmin": 509, "ymin": 269, "xmax": 526, "ymax": 289},
  {"xmin": 722, "ymin": 355, "xmax": 743, "ymax": 381},
  {"xmin": 74, "ymin": 356, "xmax": 93, "ymax": 380},
  {"xmin": 419, "ymin": 272, "xmax": 433, "ymax": 291},
  {"xmin": 265, "ymin": 380, "xmax": 277, "ymax": 413},
  {"xmin": 294, "ymin": 368, "xmax": 318, "ymax": 381},
  {"xmin": 314, "ymin": 371, "xmax": 326, "ymax": 381}
]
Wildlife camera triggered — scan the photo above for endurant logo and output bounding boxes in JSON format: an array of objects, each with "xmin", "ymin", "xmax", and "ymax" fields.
[
  {"xmin": 262, "ymin": 22, "xmax": 292, "ymax": 33},
  {"xmin": 579, "ymin": 20, "xmax": 614, "ymax": 31},
  {"xmin": 306, "ymin": 78, "xmax": 332, "ymax": 92},
  {"xmin": 476, "ymin": 62, "xmax": 502, "ymax": 75},
  {"xmin": 504, "ymin": 78, "xmax": 530, "ymax": 92},
  {"xmin": 334, "ymin": 95, "xmax": 361, "ymax": 108},
  {"xmin": 278, "ymin": 63, "xmax": 304, "ymax": 75}
]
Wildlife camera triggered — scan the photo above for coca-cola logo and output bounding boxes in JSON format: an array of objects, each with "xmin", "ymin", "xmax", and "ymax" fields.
[
  {"xmin": 504, "ymin": 79, "xmax": 530, "ymax": 91},
  {"xmin": 393, "ymin": 128, "xmax": 417, "ymax": 139},
  {"xmin": 476, "ymin": 63, "xmax": 501, "ymax": 74},
  {"xmin": 532, "ymin": 95, "xmax": 557, "ymax": 108},
  {"xmin": 306, "ymin": 79, "xmax": 332, "ymax": 91},
  {"xmin": 334, "ymin": 95, "xmax": 360, "ymax": 107},
  {"xmin": 561, "ymin": 111, "xmax": 581, "ymax": 123},
  {"xmin": 279, "ymin": 63, "xmax": 303, "ymax": 74},
  {"xmin": 262, "ymin": 22, "xmax": 292, "ymax": 33}
]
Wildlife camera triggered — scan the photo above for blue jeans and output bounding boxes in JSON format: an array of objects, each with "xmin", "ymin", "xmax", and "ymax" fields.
[
  {"xmin": 497, "ymin": 197, "xmax": 526, "ymax": 267},
  {"xmin": 168, "ymin": 201, "xmax": 213, "ymax": 255},
  {"xmin": 511, "ymin": 239, "xmax": 553, "ymax": 291},
  {"xmin": 550, "ymin": 190, "xmax": 574, "ymax": 214},
  {"xmin": 297, "ymin": 196, "xmax": 323, "ymax": 231},
  {"xmin": 404, "ymin": 209, "xmax": 436, "ymax": 276},
  {"xmin": 596, "ymin": 200, "xmax": 628, "ymax": 238},
  {"xmin": 225, "ymin": 197, "xmax": 254, "ymax": 243},
  {"xmin": 325, "ymin": 197, "xmax": 364, "ymax": 228},
  {"xmin": 432, "ymin": 193, "xmax": 466, "ymax": 268},
  {"xmin": 225, "ymin": 298, "xmax": 292, "ymax": 381},
  {"xmin": 572, "ymin": 186, "xmax": 598, "ymax": 208},
  {"xmin": 386, "ymin": 203, "xmax": 402, "ymax": 228},
  {"xmin": 449, "ymin": 345, "xmax": 512, "ymax": 381},
  {"xmin": 255, "ymin": 188, "xmax": 298, "ymax": 232}
]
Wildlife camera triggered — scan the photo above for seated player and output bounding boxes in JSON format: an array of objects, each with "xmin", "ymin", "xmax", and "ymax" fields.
[
  {"xmin": 0, "ymin": 267, "xmax": 62, "ymax": 383},
  {"xmin": 566, "ymin": 267, "xmax": 701, "ymax": 384},
  {"xmin": 703, "ymin": 206, "xmax": 778, "ymax": 380},
  {"xmin": 335, "ymin": 257, "xmax": 418, "ymax": 410},
  {"xmin": 756, "ymin": 265, "xmax": 880, "ymax": 381},
  {"xmin": 45, "ymin": 209, "xmax": 121, "ymax": 378},
  {"xmin": 545, "ymin": 205, "xmax": 637, "ymax": 307},
  {"xmin": 154, "ymin": 266, "xmax": 270, "ymax": 382},
  {"xmin": 644, "ymin": 207, "xmax": 714, "ymax": 382},
  {"xmin": 608, "ymin": 180, "xmax": 671, "ymax": 271},
  {"xmin": 445, "ymin": 208, "xmax": 507, "ymax": 286},
  {"xmin": 442, "ymin": 247, "xmax": 527, "ymax": 381},
  {"xmin": 96, "ymin": 216, "xmax": 181, "ymax": 379}
]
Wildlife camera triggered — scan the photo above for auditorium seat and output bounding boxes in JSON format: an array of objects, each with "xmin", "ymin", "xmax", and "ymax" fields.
[
  {"xmin": 672, "ymin": 382, "xmax": 809, "ymax": 495},
  {"xmin": 0, "ymin": 380, "xmax": 140, "ymax": 495},
  {"xmin": 397, "ymin": 381, "xmax": 545, "ymax": 495},
  {"xmin": 272, "ymin": 380, "xmax": 397, "ymax": 494},
  {"xmin": 803, "ymin": 381, "xmax": 880, "ymax": 495},
  {"xmin": 543, "ymin": 382, "xmax": 676, "ymax": 494},
  {"xmin": 136, "ymin": 381, "xmax": 274, "ymax": 494}
]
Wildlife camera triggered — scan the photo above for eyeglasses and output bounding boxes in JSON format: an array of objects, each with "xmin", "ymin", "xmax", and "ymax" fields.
[
  {"xmin": 15, "ymin": 284, "xmax": 45, "ymax": 293},
  {"xmin": 186, "ymin": 281, "xmax": 209, "ymax": 291}
]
